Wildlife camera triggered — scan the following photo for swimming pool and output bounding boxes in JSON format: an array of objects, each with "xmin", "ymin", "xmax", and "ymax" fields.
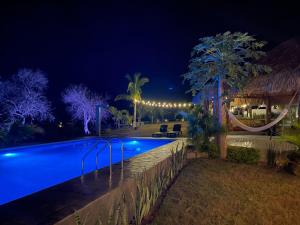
[{"xmin": 0, "ymin": 138, "xmax": 173, "ymax": 205}]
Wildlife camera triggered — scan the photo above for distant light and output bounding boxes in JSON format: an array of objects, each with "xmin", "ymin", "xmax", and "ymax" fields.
[
  {"xmin": 3, "ymin": 153, "xmax": 18, "ymax": 157},
  {"xmin": 58, "ymin": 122, "xmax": 63, "ymax": 128}
]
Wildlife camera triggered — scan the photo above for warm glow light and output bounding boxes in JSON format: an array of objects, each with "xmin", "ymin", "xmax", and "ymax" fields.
[{"xmin": 140, "ymin": 99, "xmax": 192, "ymax": 108}]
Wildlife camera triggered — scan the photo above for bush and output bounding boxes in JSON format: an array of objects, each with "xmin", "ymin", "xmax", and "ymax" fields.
[
  {"xmin": 0, "ymin": 123, "xmax": 45, "ymax": 146},
  {"xmin": 267, "ymin": 148, "xmax": 289, "ymax": 169},
  {"xmin": 227, "ymin": 146, "xmax": 260, "ymax": 164},
  {"xmin": 206, "ymin": 142, "xmax": 219, "ymax": 159},
  {"xmin": 285, "ymin": 151, "xmax": 300, "ymax": 176}
]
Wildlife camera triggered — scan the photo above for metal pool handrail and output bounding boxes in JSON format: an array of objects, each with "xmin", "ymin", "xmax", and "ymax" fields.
[
  {"xmin": 81, "ymin": 139, "xmax": 111, "ymax": 176},
  {"xmin": 108, "ymin": 138, "xmax": 125, "ymax": 170}
]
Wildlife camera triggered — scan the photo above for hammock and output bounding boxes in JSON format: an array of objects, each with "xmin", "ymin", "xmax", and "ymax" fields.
[{"xmin": 227, "ymin": 91, "xmax": 298, "ymax": 132}]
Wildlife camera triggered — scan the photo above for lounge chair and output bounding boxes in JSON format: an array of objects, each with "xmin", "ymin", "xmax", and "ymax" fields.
[
  {"xmin": 167, "ymin": 124, "xmax": 182, "ymax": 138},
  {"xmin": 152, "ymin": 124, "xmax": 168, "ymax": 137}
]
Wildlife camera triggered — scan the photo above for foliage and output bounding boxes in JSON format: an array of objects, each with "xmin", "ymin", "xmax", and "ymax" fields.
[
  {"xmin": 74, "ymin": 142, "xmax": 187, "ymax": 225},
  {"xmin": 62, "ymin": 84, "xmax": 109, "ymax": 134},
  {"xmin": 115, "ymin": 73, "xmax": 149, "ymax": 128},
  {"xmin": 205, "ymin": 142, "xmax": 219, "ymax": 159},
  {"xmin": 0, "ymin": 68, "xmax": 54, "ymax": 128},
  {"xmin": 183, "ymin": 31, "xmax": 270, "ymax": 98},
  {"xmin": 109, "ymin": 107, "xmax": 132, "ymax": 127},
  {"xmin": 187, "ymin": 105, "xmax": 220, "ymax": 157},
  {"xmin": 132, "ymin": 145, "xmax": 186, "ymax": 225},
  {"xmin": 227, "ymin": 146, "xmax": 260, "ymax": 164},
  {"xmin": 115, "ymin": 73, "xmax": 149, "ymax": 103},
  {"xmin": 285, "ymin": 151, "xmax": 300, "ymax": 175},
  {"xmin": 74, "ymin": 210, "xmax": 87, "ymax": 225},
  {"xmin": 110, "ymin": 106, "xmax": 122, "ymax": 128},
  {"xmin": 187, "ymin": 105, "xmax": 219, "ymax": 143},
  {"xmin": 281, "ymin": 123, "xmax": 300, "ymax": 147},
  {"xmin": 0, "ymin": 123, "xmax": 45, "ymax": 146}
]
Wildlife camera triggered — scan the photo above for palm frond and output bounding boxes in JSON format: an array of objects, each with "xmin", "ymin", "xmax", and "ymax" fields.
[
  {"xmin": 125, "ymin": 74, "xmax": 132, "ymax": 82},
  {"xmin": 138, "ymin": 77, "xmax": 149, "ymax": 87},
  {"xmin": 114, "ymin": 94, "xmax": 131, "ymax": 102}
]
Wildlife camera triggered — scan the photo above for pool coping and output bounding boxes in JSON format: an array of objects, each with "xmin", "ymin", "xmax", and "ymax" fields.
[{"xmin": 0, "ymin": 137, "xmax": 185, "ymax": 225}]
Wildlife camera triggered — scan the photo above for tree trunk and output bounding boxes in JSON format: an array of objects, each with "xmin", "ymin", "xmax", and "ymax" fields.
[
  {"xmin": 133, "ymin": 101, "xmax": 137, "ymax": 128},
  {"xmin": 204, "ymin": 99, "xmax": 209, "ymax": 113},
  {"xmin": 21, "ymin": 116, "xmax": 26, "ymax": 125},
  {"xmin": 84, "ymin": 113, "xmax": 90, "ymax": 135},
  {"xmin": 217, "ymin": 75, "xmax": 227, "ymax": 159}
]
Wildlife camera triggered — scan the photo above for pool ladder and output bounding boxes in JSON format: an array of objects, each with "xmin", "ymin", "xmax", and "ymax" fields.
[{"xmin": 81, "ymin": 138, "xmax": 125, "ymax": 180}]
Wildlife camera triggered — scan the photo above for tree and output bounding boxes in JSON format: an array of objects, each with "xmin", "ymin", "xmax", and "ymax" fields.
[
  {"xmin": 109, "ymin": 106, "xmax": 122, "ymax": 128},
  {"xmin": 110, "ymin": 106, "xmax": 131, "ymax": 128},
  {"xmin": 0, "ymin": 69, "xmax": 54, "ymax": 129},
  {"xmin": 183, "ymin": 32, "xmax": 270, "ymax": 158},
  {"xmin": 115, "ymin": 73, "xmax": 149, "ymax": 128},
  {"xmin": 62, "ymin": 84, "xmax": 109, "ymax": 134},
  {"xmin": 145, "ymin": 106, "xmax": 156, "ymax": 124}
]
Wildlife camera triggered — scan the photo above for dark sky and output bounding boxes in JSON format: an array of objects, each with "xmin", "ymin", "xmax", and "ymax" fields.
[{"xmin": 0, "ymin": 0, "xmax": 299, "ymax": 118}]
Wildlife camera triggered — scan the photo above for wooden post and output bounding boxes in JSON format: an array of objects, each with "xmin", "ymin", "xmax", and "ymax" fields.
[{"xmin": 266, "ymin": 97, "xmax": 271, "ymax": 124}]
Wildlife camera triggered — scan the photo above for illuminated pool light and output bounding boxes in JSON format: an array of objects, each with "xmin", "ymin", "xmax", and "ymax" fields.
[
  {"xmin": 127, "ymin": 140, "xmax": 139, "ymax": 145},
  {"xmin": 136, "ymin": 147, "xmax": 141, "ymax": 151},
  {"xmin": 3, "ymin": 153, "xmax": 18, "ymax": 157}
]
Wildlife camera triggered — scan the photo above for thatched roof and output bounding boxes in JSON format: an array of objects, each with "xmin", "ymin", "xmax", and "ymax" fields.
[{"xmin": 242, "ymin": 38, "xmax": 300, "ymax": 98}]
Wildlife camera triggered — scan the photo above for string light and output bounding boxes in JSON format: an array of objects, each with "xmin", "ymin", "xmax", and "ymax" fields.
[{"xmin": 136, "ymin": 99, "xmax": 193, "ymax": 108}]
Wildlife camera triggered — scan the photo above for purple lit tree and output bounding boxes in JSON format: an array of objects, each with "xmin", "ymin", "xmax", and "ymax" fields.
[
  {"xmin": 0, "ymin": 69, "xmax": 54, "ymax": 129},
  {"xmin": 62, "ymin": 85, "xmax": 109, "ymax": 134}
]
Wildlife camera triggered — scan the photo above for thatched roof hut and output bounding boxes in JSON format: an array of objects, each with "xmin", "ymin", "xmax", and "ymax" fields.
[
  {"xmin": 240, "ymin": 38, "xmax": 300, "ymax": 101},
  {"xmin": 193, "ymin": 38, "xmax": 300, "ymax": 107}
]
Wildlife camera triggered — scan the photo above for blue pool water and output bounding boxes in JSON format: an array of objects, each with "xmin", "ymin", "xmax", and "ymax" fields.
[{"xmin": 0, "ymin": 138, "xmax": 172, "ymax": 205}]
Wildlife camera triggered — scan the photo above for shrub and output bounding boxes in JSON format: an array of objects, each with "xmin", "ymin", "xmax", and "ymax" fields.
[
  {"xmin": 1, "ymin": 123, "xmax": 45, "ymax": 146},
  {"xmin": 285, "ymin": 151, "xmax": 300, "ymax": 176},
  {"xmin": 267, "ymin": 146, "xmax": 289, "ymax": 169},
  {"xmin": 227, "ymin": 146, "xmax": 260, "ymax": 164},
  {"xmin": 206, "ymin": 142, "xmax": 219, "ymax": 159}
]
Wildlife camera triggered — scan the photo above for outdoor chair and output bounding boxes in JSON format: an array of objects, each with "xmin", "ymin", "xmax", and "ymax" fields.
[
  {"xmin": 167, "ymin": 124, "xmax": 182, "ymax": 138},
  {"xmin": 152, "ymin": 124, "xmax": 168, "ymax": 137}
]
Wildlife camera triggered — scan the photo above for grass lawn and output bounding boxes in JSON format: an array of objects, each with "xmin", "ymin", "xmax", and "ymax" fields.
[{"xmin": 150, "ymin": 159, "xmax": 300, "ymax": 225}]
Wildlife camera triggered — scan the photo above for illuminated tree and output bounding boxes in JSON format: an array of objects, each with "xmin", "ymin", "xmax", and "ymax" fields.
[
  {"xmin": 62, "ymin": 84, "xmax": 109, "ymax": 134},
  {"xmin": 183, "ymin": 32, "xmax": 270, "ymax": 158},
  {"xmin": 115, "ymin": 73, "xmax": 149, "ymax": 128},
  {"xmin": 0, "ymin": 69, "xmax": 54, "ymax": 129}
]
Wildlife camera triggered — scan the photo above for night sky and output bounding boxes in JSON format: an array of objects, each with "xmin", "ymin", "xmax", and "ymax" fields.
[{"xmin": 0, "ymin": 1, "xmax": 300, "ymax": 119}]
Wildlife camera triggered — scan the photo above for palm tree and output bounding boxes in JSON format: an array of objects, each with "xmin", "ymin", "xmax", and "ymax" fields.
[{"xmin": 115, "ymin": 73, "xmax": 149, "ymax": 128}]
